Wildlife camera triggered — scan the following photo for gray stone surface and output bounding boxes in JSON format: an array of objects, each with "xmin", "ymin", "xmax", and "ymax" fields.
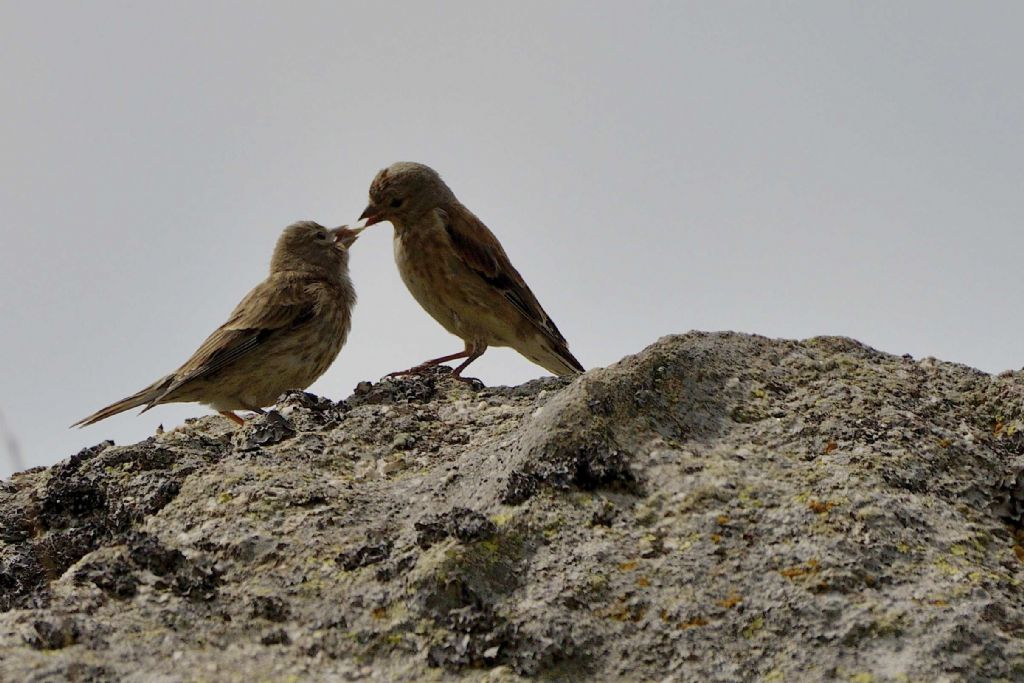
[{"xmin": 2, "ymin": 332, "xmax": 1024, "ymax": 682}]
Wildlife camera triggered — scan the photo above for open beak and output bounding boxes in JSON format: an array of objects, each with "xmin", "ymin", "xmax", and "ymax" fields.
[
  {"xmin": 331, "ymin": 225, "xmax": 364, "ymax": 249},
  {"xmin": 359, "ymin": 204, "xmax": 384, "ymax": 227}
]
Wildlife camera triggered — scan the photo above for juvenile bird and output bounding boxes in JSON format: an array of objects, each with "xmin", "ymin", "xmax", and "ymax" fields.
[
  {"xmin": 359, "ymin": 162, "xmax": 583, "ymax": 380},
  {"xmin": 73, "ymin": 222, "xmax": 362, "ymax": 427}
]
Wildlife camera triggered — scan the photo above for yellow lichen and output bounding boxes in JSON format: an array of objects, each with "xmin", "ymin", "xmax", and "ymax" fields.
[
  {"xmin": 489, "ymin": 512, "xmax": 515, "ymax": 527},
  {"xmin": 679, "ymin": 616, "xmax": 708, "ymax": 629},
  {"xmin": 717, "ymin": 593, "xmax": 742, "ymax": 609},
  {"xmin": 742, "ymin": 616, "xmax": 764, "ymax": 638},
  {"xmin": 808, "ymin": 500, "xmax": 835, "ymax": 514},
  {"xmin": 780, "ymin": 559, "xmax": 820, "ymax": 579}
]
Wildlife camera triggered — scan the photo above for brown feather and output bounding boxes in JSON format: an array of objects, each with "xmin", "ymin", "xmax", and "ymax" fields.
[
  {"xmin": 438, "ymin": 204, "xmax": 584, "ymax": 373},
  {"xmin": 153, "ymin": 278, "xmax": 318, "ymax": 402},
  {"xmin": 366, "ymin": 162, "xmax": 583, "ymax": 377},
  {"xmin": 73, "ymin": 220, "xmax": 359, "ymax": 427},
  {"xmin": 70, "ymin": 376, "xmax": 174, "ymax": 427}
]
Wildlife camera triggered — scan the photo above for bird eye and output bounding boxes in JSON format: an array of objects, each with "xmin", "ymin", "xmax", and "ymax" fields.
[
  {"xmin": 315, "ymin": 232, "xmax": 327, "ymax": 240},
  {"xmin": 389, "ymin": 198, "xmax": 403, "ymax": 208}
]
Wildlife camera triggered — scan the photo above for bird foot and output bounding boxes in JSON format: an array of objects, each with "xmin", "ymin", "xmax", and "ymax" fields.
[
  {"xmin": 385, "ymin": 366, "xmax": 481, "ymax": 387},
  {"xmin": 386, "ymin": 350, "xmax": 477, "ymax": 379},
  {"xmin": 220, "ymin": 407, "xmax": 266, "ymax": 425},
  {"xmin": 451, "ymin": 374, "xmax": 485, "ymax": 390},
  {"xmin": 384, "ymin": 364, "xmax": 434, "ymax": 378}
]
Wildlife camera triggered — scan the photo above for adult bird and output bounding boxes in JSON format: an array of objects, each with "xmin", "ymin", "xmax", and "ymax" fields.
[
  {"xmin": 359, "ymin": 162, "xmax": 583, "ymax": 380},
  {"xmin": 73, "ymin": 222, "xmax": 362, "ymax": 427}
]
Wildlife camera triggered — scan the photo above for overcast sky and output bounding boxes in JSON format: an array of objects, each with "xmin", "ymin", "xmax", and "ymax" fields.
[{"xmin": 2, "ymin": 2, "xmax": 1022, "ymax": 478}]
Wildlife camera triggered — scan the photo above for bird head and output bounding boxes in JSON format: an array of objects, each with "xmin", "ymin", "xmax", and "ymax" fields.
[
  {"xmin": 271, "ymin": 221, "xmax": 362, "ymax": 275},
  {"xmin": 359, "ymin": 162, "xmax": 455, "ymax": 228}
]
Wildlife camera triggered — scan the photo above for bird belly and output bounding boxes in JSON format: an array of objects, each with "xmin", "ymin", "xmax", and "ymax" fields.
[
  {"xmin": 395, "ymin": 235, "xmax": 466, "ymax": 335},
  {"xmin": 250, "ymin": 314, "xmax": 348, "ymax": 405},
  {"xmin": 394, "ymin": 232, "xmax": 517, "ymax": 349},
  {"xmin": 197, "ymin": 310, "xmax": 348, "ymax": 411}
]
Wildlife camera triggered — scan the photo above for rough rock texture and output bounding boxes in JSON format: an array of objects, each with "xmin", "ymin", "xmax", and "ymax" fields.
[{"xmin": 3, "ymin": 332, "xmax": 1024, "ymax": 682}]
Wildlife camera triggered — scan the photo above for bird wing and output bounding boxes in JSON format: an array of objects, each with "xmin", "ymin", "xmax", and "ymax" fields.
[
  {"xmin": 151, "ymin": 277, "xmax": 317, "ymax": 405},
  {"xmin": 438, "ymin": 204, "xmax": 584, "ymax": 372}
]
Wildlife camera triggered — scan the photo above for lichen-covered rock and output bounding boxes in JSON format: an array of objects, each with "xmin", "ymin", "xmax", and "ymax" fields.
[{"xmin": 2, "ymin": 332, "xmax": 1024, "ymax": 682}]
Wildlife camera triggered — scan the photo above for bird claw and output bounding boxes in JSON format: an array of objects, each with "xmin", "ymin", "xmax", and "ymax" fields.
[
  {"xmin": 384, "ymin": 365, "xmax": 482, "ymax": 388},
  {"xmin": 218, "ymin": 408, "xmax": 266, "ymax": 425},
  {"xmin": 384, "ymin": 365, "xmax": 431, "ymax": 378},
  {"xmin": 452, "ymin": 375, "xmax": 485, "ymax": 390}
]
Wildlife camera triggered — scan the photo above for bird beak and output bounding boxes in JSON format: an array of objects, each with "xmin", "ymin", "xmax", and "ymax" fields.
[
  {"xmin": 332, "ymin": 225, "xmax": 364, "ymax": 249},
  {"xmin": 359, "ymin": 204, "xmax": 384, "ymax": 226}
]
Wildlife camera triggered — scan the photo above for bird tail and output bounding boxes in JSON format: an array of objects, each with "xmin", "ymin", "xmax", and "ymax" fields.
[
  {"xmin": 71, "ymin": 376, "xmax": 173, "ymax": 428},
  {"xmin": 538, "ymin": 341, "xmax": 585, "ymax": 377}
]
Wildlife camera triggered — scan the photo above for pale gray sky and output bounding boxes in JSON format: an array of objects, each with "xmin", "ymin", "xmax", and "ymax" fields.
[{"xmin": 2, "ymin": 2, "xmax": 1022, "ymax": 478}]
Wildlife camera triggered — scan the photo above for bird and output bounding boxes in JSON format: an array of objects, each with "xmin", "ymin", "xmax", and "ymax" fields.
[
  {"xmin": 359, "ymin": 161, "xmax": 583, "ymax": 381},
  {"xmin": 72, "ymin": 221, "xmax": 362, "ymax": 427}
]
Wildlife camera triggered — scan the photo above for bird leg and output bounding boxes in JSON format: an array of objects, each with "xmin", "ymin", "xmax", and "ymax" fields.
[
  {"xmin": 218, "ymin": 404, "xmax": 265, "ymax": 425},
  {"xmin": 449, "ymin": 348, "xmax": 486, "ymax": 383},
  {"xmin": 385, "ymin": 350, "xmax": 472, "ymax": 378}
]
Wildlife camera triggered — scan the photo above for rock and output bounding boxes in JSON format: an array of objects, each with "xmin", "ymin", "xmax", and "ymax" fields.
[
  {"xmin": 2, "ymin": 333, "xmax": 1024, "ymax": 681},
  {"xmin": 25, "ymin": 616, "xmax": 79, "ymax": 650},
  {"xmin": 238, "ymin": 410, "xmax": 296, "ymax": 450},
  {"xmin": 250, "ymin": 595, "xmax": 291, "ymax": 623},
  {"xmin": 337, "ymin": 535, "xmax": 393, "ymax": 571},
  {"xmin": 415, "ymin": 507, "xmax": 498, "ymax": 549}
]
